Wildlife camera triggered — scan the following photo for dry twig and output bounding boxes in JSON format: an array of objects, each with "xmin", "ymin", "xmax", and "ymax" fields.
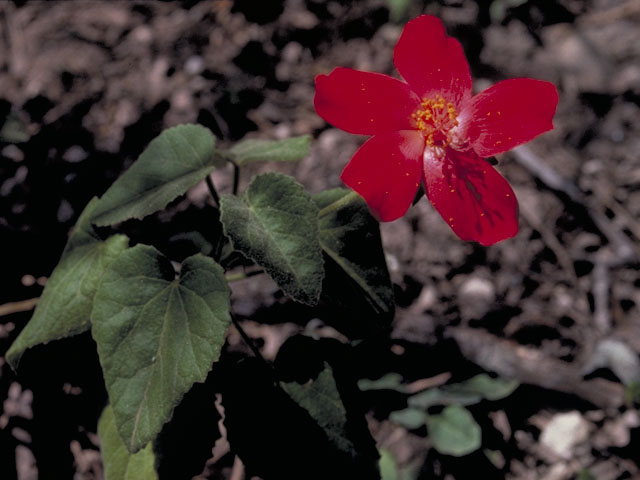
[{"xmin": 448, "ymin": 327, "xmax": 625, "ymax": 409}]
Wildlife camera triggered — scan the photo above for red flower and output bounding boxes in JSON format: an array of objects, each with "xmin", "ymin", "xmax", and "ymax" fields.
[{"xmin": 314, "ymin": 15, "xmax": 558, "ymax": 245}]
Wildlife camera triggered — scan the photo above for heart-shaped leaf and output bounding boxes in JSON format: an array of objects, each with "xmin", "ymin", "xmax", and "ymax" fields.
[
  {"xmin": 228, "ymin": 135, "xmax": 310, "ymax": 166},
  {"xmin": 220, "ymin": 173, "xmax": 323, "ymax": 305},
  {"xmin": 6, "ymin": 198, "xmax": 128, "ymax": 369},
  {"xmin": 426, "ymin": 405, "xmax": 481, "ymax": 456},
  {"xmin": 91, "ymin": 124, "xmax": 217, "ymax": 226},
  {"xmin": 281, "ymin": 364, "xmax": 355, "ymax": 457},
  {"xmin": 91, "ymin": 245, "xmax": 231, "ymax": 452},
  {"xmin": 98, "ymin": 405, "xmax": 158, "ymax": 480},
  {"xmin": 315, "ymin": 188, "xmax": 394, "ymax": 315}
]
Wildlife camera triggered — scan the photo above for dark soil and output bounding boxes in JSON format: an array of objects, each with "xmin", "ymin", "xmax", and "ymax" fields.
[{"xmin": 1, "ymin": 1, "xmax": 639, "ymax": 479}]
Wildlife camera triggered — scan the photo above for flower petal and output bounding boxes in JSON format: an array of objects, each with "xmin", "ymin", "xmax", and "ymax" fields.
[
  {"xmin": 314, "ymin": 67, "xmax": 420, "ymax": 135},
  {"xmin": 466, "ymin": 78, "xmax": 558, "ymax": 157},
  {"xmin": 341, "ymin": 131, "xmax": 425, "ymax": 222},
  {"xmin": 393, "ymin": 15, "xmax": 472, "ymax": 106},
  {"xmin": 423, "ymin": 148, "xmax": 518, "ymax": 245}
]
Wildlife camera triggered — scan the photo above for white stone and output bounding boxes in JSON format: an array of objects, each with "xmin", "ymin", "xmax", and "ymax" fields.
[{"xmin": 539, "ymin": 411, "xmax": 590, "ymax": 460}]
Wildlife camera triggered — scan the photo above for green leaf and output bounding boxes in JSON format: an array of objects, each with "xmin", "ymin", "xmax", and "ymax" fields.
[
  {"xmin": 6, "ymin": 198, "xmax": 128, "ymax": 369},
  {"xmin": 426, "ymin": 405, "xmax": 481, "ymax": 456},
  {"xmin": 379, "ymin": 448, "xmax": 400, "ymax": 480},
  {"xmin": 313, "ymin": 188, "xmax": 352, "ymax": 210},
  {"xmin": 577, "ymin": 469, "xmax": 598, "ymax": 480},
  {"xmin": 625, "ymin": 381, "xmax": 640, "ymax": 406},
  {"xmin": 386, "ymin": 0, "xmax": 412, "ymax": 22},
  {"xmin": 315, "ymin": 188, "xmax": 394, "ymax": 316},
  {"xmin": 389, "ymin": 408, "xmax": 425, "ymax": 430},
  {"xmin": 358, "ymin": 373, "xmax": 404, "ymax": 392},
  {"xmin": 379, "ymin": 448, "xmax": 421, "ymax": 480},
  {"xmin": 91, "ymin": 245, "xmax": 231, "ymax": 452},
  {"xmin": 91, "ymin": 124, "xmax": 217, "ymax": 226},
  {"xmin": 407, "ymin": 374, "xmax": 518, "ymax": 409},
  {"xmin": 443, "ymin": 374, "xmax": 519, "ymax": 402},
  {"xmin": 407, "ymin": 389, "xmax": 447, "ymax": 409},
  {"xmin": 98, "ymin": 405, "xmax": 158, "ymax": 480},
  {"xmin": 220, "ymin": 172, "xmax": 323, "ymax": 305},
  {"xmin": 0, "ymin": 111, "xmax": 30, "ymax": 143},
  {"xmin": 228, "ymin": 135, "xmax": 310, "ymax": 166},
  {"xmin": 281, "ymin": 364, "xmax": 355, "ymax": 457}
]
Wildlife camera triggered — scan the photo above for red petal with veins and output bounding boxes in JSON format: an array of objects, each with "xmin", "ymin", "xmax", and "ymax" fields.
[
  {"xmin": 341, "ymin": 131, "xmax": 425, "ymax": 222},
  {"xmin": 314, "ymin": 68, "xmax": 420, "ymax": 135},
  {"xmin": 423, "ymin": 148, "xmax": 518, "ymax": 245},
  {"xmin": 393, "ymin": 15, "xmax": 472, "ymax": 106},
  {"xmin": 466, "ymin": 78, "xmax": 558, "ymax": 157}
]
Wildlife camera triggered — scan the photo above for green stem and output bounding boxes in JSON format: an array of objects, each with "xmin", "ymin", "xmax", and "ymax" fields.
[
  {"xmin": 317, "ymin": 190, "xmax": 361, "ymax": 217},
  {"xmin": 230, "ymin": 314, "xmax": 270, "ymax": 367},
  {"xmin": 225, "ymin": 269, "xmax": 265, "ymax": 283},
  {"xmin": 213, "ymin": 150, "xmax": 240, "ymax": 195},
  {"xmin": 231, "ymin": 159, "xmax": 240, "ymax": 196},
  {"xmin": 205, "ymin": 175, "xmax": 221, "ymax": 207}
]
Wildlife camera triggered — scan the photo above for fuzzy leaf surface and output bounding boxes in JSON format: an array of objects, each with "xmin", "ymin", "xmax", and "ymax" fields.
[
  {"xmin": 315, "ymin": 188, "xmax": 394, "ymax": 315},
  {"xmin": 91, "ymin": 124, "xmax": 216, "ymax": 226},
  {"xmin": 281, "ymin": 364, "xmax": 355, "ymax": 457},
  {"xmin": 228, "ymin": 135, "xmax": 310, "ymax": 166},
  {"xmin": 6, "ymin": 198, "xmax": 128, "ymax": 369},
  {"xmin": 220, "ymin": 173, "xmax": 323, "ymax": 305},
  {"xmin": 91, "ymin": 245, "xmax": 230, "ymax": 452},
  {"xmin": 98, "ymin": 405, "xmax": 158, "ymax": 480}
]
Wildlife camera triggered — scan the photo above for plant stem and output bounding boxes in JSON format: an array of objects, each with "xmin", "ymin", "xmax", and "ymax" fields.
[
  {"xmin": 316, "ymin": 190, "xmax": 361, "ymax": 216},
  {"xmin": 0, "ymin": 297, "xmax": 39, "ymax": 317},
  {"xmin": 230, "ymin": 158, "xmax": 240, "ymax": 195},
  {"xmin": 205, "ymin": 175, "xmax": 221, "ymax": 207},
  {"xmin": 230, "ymin": 314, "xmax": 270, "ymax": 367},
  {"xmin": 225, "ymin": 269, "xmax": 265, "ymax": 283}
]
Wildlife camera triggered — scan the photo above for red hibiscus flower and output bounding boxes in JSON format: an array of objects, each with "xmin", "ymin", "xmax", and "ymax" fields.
[{"xmin": 314, "ymin": 15, "xmax": 558, "ymax": 245}]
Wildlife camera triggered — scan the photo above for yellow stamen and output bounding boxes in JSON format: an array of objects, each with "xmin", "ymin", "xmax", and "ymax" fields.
[{"xmin": 411, "ymin": 95, "xmax": 459, "ymax": 148}]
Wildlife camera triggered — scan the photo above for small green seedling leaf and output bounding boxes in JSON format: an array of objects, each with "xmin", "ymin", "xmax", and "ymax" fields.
[
  {"xmin": 98, "ymin": 405, "xmax": 158, "ymax": 480},
  {"xmin": 379, "ymin": 448, "xmax": 400, "ymax": 480},
  {"xmin": 91, "ymin": 124, "xmax": 217, "ymax": 226},
  {"xmin": 576, "ymin": 468, "xmax": 598, "ymax": 480},
  {"xmin": 389, "ymin": 408, "xmax": 425, "ymax": 430},
  {"xmin": 408, "ymin": 388, "xmax": 447, "ymax": 409},
  {"xmin": 91, "ymin": 245, "xmax": 231, "ymax": 452},
  {"xmin": 281, "ymin": 364, "xmax": 355, "ymax": 457},
  {"xmin": 358, "ymin": 373, "xmax": 404, "ymax": 392},
  {"xmin": 408, "ymin": 374, "xmax": 518, "ymax": 408},
  {"xmin": 378, "ymin": 448, "xmax": 422, "ymax": 480},
  {"xmin": 379, "ymin": 448, "xmax": 420, "ymax": 480},
  {"xmin": 6, "ymin": 198, "xmax": 128, "ymax": 369},
  {"xmin": 443, "ymin": 374, "xmax": 519, "ymax": 402},
  {"xmin": 386, "ymin": 0, "xmax": 412, "ymax": 22},
  {"xmin": 426, "ymin": 405, "xmax": 481, "ymax": 456},
  {"xmin": 625, "ymin": 381, "xmax": 640, "ymax": 406},
  {"xmin": 228, "ymin": 135, "xmax": 310, "ymax": 166},
  {"xmin": 315, "ymin": 188, "xmax": 394, "ymax": 316},
  {"xmin": 0, "ymin": 111, "xmax": 30, "ymax": 143},
  {"xmin": 220, "ymin": 172, "xmax": 323, "ymax": 305}
]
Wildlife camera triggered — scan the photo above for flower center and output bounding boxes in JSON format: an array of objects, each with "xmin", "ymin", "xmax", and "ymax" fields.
[{"xmin": 411, "ymin": 95, "xmax": 459, "ymax": 147}]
